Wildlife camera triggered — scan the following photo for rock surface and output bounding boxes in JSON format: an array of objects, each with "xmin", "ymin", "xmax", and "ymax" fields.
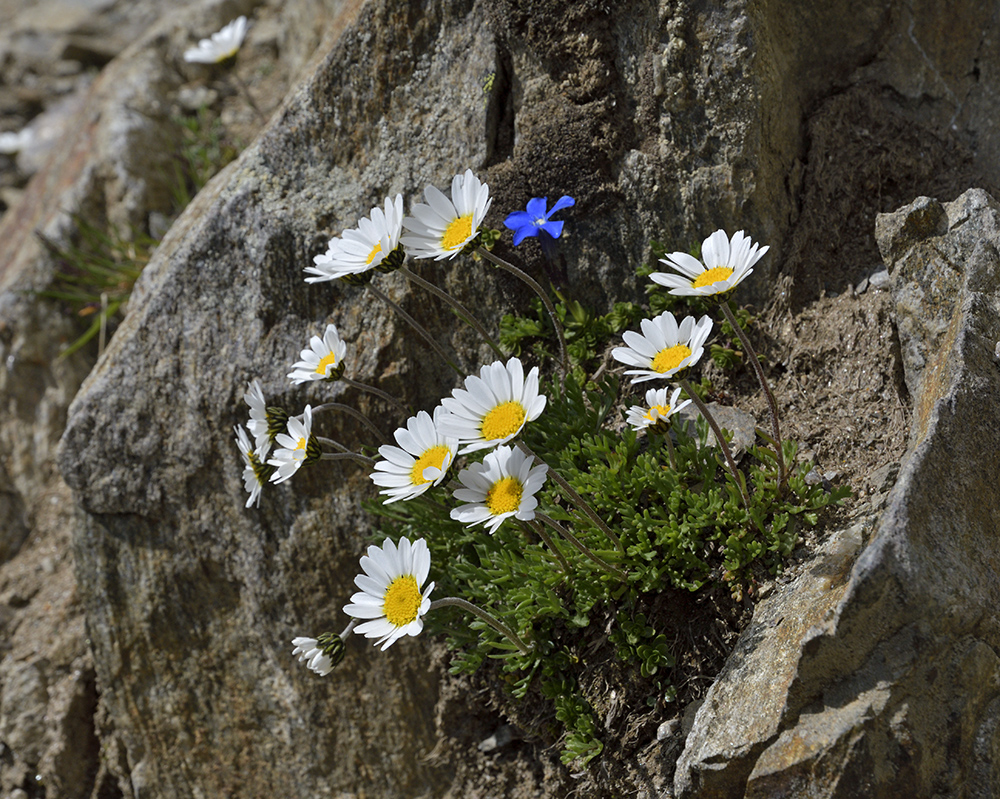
[{"xmin": 674, "ymin": 188, "xmax": 1000, "ymax": 798}]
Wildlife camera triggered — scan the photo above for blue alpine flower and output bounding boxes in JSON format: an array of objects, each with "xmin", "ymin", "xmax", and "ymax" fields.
[{"xmin": 503, "ymin": 195, "xmax": 575, "ymax": 246}]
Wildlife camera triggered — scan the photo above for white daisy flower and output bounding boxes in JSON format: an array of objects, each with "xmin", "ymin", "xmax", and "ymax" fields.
[
  {"xmin": 267, "ymin": 406, "xmax": 315, "ymax": 484},
  {"xmin": 244, "ymin": 379, "xmax": 271, "ymax": 450},
  {"xmin": 287, "ymin": 324, "xmax": 348, "ymax": 384},
  {"xmin": 343, "ymin": 537, "xmax": 435, "ymax": 651},
  {"xmin": 437, "ymin": 357, "xmax": 546, "ymax": 454},
  {"xmin": 306, "ymin": 194, "xmax": 405, "ymax": 283},
  {"xmin": 651, "ymin": 230, "xmax": 768, "ymax": 297},
  {"xmin": 400, "ymin": 169, "xmax": 492, "ymax": 260},
  {"xmin": 450, "ymin": 445, "xmax": 548, "ymax": 534},
  {"xmin": 612, "ymin": 312, "xmax": 713, "ymax": 383},
  {"xmin": 370, "ymin": 408, "xmax": 458, "ymax": 503},
  {"xmin": 183, "ymin": 16, "xmax": 248, "ymax": 64},
  {"xmin": 625, "ymin": 387, "xmax": 691, "ymax": 433},
  {"xmin": 234, "ymin": 425, "xmax": 272, "ymax": 507},
  {"xmin": 291, "ymin": 637, "xmax": 334, "ymax": 676}
]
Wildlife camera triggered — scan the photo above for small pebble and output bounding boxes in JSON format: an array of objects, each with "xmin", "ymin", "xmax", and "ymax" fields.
[
  {"xmin": 657, "ymin": 719, "xmax": 680, "ymax": 741},
  {"xmin": 869, "ymin": 269, "xmax": 891, "ymax": 290}
]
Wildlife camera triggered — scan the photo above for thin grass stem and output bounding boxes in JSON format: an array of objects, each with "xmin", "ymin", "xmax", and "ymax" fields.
[
  {"xmin": 366, "ymin": 282, "xmax": 464, "ymax": 375},
  {"xmin": 312, "ymin": 402, "xmax": 390, "ymax": 445},
  {"xmin": 521, "ymin": 518, "xmax": 572, "ymax": 575},
  {"xmin": 678, "ymin": 377, "xmax": 750, "ymax": 508},
  {"xmin": 534, "ymin": 513, "xmax": 627, "ymax": 581},
  {"xmin": 515, "ymin": 441, "xmax": 623, "ymax": 551},
  {"xmin": 400, "ymin": 266, "xmax": 504, "ymax": 358},
  {"xmin": 475, "ymin": 247, "xmax": 568, "ymax": 377}
]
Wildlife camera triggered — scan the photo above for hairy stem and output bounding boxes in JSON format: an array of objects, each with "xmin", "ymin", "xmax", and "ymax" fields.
[
  {"xmin": 429, "ymin": 596, "xmax": 532, "ymax": 655},
  {"xmin": 476, "ymin": 246, "xmax": 568, "ymax": 377},
  {"xmin": 719, "ymin": 301, "xmax": 787, "ymax": 488},
  {"xmin": 678, "ymin": 377, "xmax": 750, "ymax": 508},
  {"xmin": 400, "ymin": 266, "xmax": 504, "ymax": 358},
  {"xmin": 366, "ymin": 282, "xmax": 463, "ymax": 375}
]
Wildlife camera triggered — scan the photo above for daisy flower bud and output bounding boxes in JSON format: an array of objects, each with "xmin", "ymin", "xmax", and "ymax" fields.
[{"xmin": 625, "ymin": 386, "xmax": 691, "ymax": 434}]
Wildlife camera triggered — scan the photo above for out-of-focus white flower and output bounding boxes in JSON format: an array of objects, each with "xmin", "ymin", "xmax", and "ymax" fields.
[
  {"xmin": 612, "ymin": 312, "xmax": 713, "ymax": 383},
  {"xmin": 401, "ymin": 169, "xmax": 491, "ymax": 260},
  {"xmin": 0, "ymin": 128, "xmax": 33, "ymax": 155},
  {"xmin": 183, "ymin": 16, "xmax": 248, "ymax": 64},
  {"xmin": 370, "ymin": 408, "xmax": 458, "ymax": 503},
  {"xmin": 287, "ymin": 324, "xmax": 348, "ymax": 384},
  {"xmin": 450, "ymin": 445, "xmax": 548, "ymax": 534},
  {"xmin": 437, "ymin": 357, "xmax": 546, "ymax": 454},
  {"xmin": 343, "ymin": 537, "xmax": 434, "ymax": 651},
  {"xmin": 306, "ymin": 195, "xmax": 405, "ymax": 283},
  {"xmin": 651, "ymin": 230, "xmax": 768, "ymax": 297}
]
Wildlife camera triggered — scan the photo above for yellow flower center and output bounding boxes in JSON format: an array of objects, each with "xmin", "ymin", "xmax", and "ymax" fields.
[
  {"xmin": 366, "ymin": 242, "xmax": 383, "ymax": 264},
  {"xmin": 486, "ymin": 476, "xmax": 523, "ymax": 516},
  {"xmin": 441, "ymin": 214, "xmax": 474, "ymax": 251},
  {"xmin": 315, "ymin": 352, "xmax": 338, "ymax": 375},
  {"xmin": 383, "ymin": 575, "xmax": 422, "ymax": 627},
  {"xmin": 480, "ymin": 401, "xmax": 527, "ymax": 441},
  {"xmin": 692, "ymin": 266, "xmax": 734, "ymax": 289},
  {"xmin": 651, "ymin": 344, "xmax": 691, "ymax": 374},
  {"xmin": 644, "ymin": 404, "xmax": 672, "ymax": 421},
  {"xmin": 294, "ymin": 437, "xmax": 307, "ymax": 451},
  {"xmin": 409, "ymin": 445, "xmax": 451, "ymax": 486}
]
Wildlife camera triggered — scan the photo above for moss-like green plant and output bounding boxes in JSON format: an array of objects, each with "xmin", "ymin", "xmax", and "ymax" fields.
[{"xmin": 368, "ymin": 357, "xmax": 847, "ymax": 764}]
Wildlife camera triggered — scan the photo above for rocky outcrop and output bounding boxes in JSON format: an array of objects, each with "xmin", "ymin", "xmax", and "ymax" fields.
[
  {"xmin": 674, "ymin": 188, "xmax": 1000, "ymax": 798},
  {"xmin": 0, "ymin": 0, "xmax": 997, "ymax": 796}
]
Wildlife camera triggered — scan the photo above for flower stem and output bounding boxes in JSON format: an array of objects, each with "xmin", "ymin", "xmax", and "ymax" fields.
[
  {"xmin": 521, "ymin": 519, "xmax": 572, "ymax": 575},
  {"xmin": 340, "ymin": 376, "xmax": 410, "ymax": 417},
  {"xmin": 475, "ymin": 246, "xmax": 568, "ymax": 378},
  {"xmin": 429, "ymin": 596, "xmax": 533, "ymax": 655},
  {"xmin": 227, "ymin": 72, "xmax": 267, "ymax": 124},
  {"xmin": 339, "ymin": 619, "xmax": 358, "ymax": 639},
  {"xmin": 719, "ymin": 301, "xmax": 787, "ymax": 489},
  {"xmin": 662, "ymin": 431, "xmax": 678, "ymax": 471},
  {"xmin": 400, "ymin": 266, "xmax": 505, "ymax": 358},
  {"xmin": 366, "ymin": 282, "xmax": 464, "ymax": 375},
  {"xmin": 515, "ymin": 441, "xmax": 623, "ymax": 551},
  {"xmin": 678, "ymin": 377, "xmax": 751, "ymax": 508},
  {"xmin": 316, "ymin": 435, "xmax": 350, "ymax": 453},
  {"xmin": 534, "ymin": 513, "xmax": 627, "ymax": 581},
  {"xmin": 319, "ymin": 452, "xmax": 376, "ymax": 467},
  {"xmin": 312, "ymin": 401, "xmax": 390, "ymax": 445}
]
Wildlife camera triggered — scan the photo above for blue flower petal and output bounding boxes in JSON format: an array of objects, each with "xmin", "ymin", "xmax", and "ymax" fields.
[
  {"xmin": 512, "ymin": 225, "xmax": 540, "ymax": 246},
  {"xmin": 548, "ymin": 195, "xmax": 576, "ymax": 215},
  {"xmin": 525, "ymin": 196, "xmax": 549, "ymax": 217},
  {"xmin": 503, "ymin": 210, "xmax": 534, "ymax": 231},
  {"xmin": 539, "ymin": 220, "xmax": 564, "ymax": 238}
]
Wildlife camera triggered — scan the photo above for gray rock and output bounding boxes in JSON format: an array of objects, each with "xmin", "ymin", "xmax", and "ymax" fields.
[{"xmin": 674, "ymin": 188, "xmax": 1000, "ymax": 797}]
